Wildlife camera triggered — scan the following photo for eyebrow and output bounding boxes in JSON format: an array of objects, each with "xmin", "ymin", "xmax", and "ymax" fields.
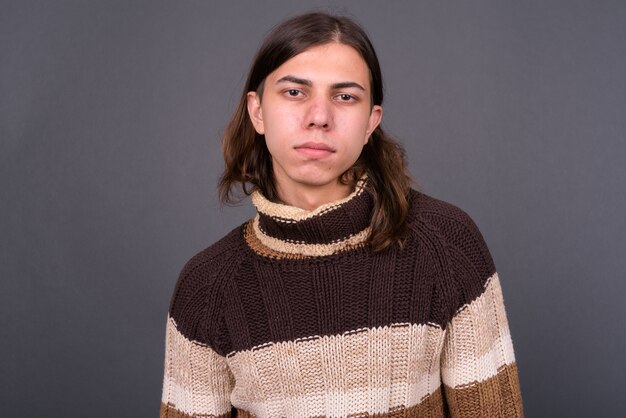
[{"xmin": 276, "ymin": 75, "xmax": 366, "ymax": 92}]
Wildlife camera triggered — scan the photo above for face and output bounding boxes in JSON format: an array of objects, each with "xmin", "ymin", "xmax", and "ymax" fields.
[{"xmin": 247, "ymin": 42, "xmax": 382, "ymax": 207}]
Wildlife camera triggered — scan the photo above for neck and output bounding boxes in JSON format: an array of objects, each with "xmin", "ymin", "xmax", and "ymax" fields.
[
  {"xmin": 275, "ymin": 180, "xmax": 353, "ymax": 211},
  {"xmin": 249, "ymin": 178, "xmax": 373, "ymax": 258}
]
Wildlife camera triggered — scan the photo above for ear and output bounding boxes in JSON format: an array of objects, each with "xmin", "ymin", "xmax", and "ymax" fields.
[
  {"xmin": 364, "ymin": 105, "xmax": 383, "ymax": 144},
  {"xmin": 247, "ymin": 91, "xmax": 265, "ymax": 135}
]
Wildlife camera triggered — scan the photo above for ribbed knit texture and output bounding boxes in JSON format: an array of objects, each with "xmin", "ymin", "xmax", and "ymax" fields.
[{"xmin": 160, "ymin": 186, "xmax": 524, "ymax": 418}]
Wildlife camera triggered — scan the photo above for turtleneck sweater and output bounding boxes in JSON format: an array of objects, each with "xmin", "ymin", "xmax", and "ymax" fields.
[{"xmin": 160, "ymin": 185, "xmax": 524, "ymax": 418}]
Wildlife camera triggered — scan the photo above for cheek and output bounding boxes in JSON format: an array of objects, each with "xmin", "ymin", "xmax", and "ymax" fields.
[
  {"xmin": 266, "ymin": 110, "xmax": 303, "ymax": 141},
  {"xmin": 342, "ymin": 114, "xmax": 372, "ymax": 143}
]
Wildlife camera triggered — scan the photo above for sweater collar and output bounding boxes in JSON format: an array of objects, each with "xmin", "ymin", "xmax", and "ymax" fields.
[{"xmin": 247, "ymin": 179, "xmax": 373, "ymax": 258}]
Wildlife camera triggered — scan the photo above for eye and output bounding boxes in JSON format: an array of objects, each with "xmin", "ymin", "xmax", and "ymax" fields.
[
  {"xmin": 285, "ymin": 89, "xmax": 303, "ymax": 97},
  {"xmin": 336, "ymin": 93, "xmax": 355, "ymax": 102}
]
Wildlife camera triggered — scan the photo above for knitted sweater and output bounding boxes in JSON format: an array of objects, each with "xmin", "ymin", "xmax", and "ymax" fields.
[{"xmin": 160, "ymin": 185, "xmax": 524, "ymax": 418}]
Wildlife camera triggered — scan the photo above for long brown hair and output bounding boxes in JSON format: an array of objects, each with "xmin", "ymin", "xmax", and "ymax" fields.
[{"xmin": 219, "ymin": 12, "xmax": 412, "ymax": 251}]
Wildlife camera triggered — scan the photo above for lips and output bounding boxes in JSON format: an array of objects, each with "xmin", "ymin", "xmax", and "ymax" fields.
[
  {"xmin": 295, "ymin": 141, "xmax": 335, "ymax": 152},
  {"xmin": 294, "ymin": 141, "xmax": 335, "ymax": 158}
]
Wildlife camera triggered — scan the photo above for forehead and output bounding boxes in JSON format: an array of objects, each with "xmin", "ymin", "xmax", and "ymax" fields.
[{"xmin": 268, "ymin": 43, "xmax": 371, "ymax": 87}]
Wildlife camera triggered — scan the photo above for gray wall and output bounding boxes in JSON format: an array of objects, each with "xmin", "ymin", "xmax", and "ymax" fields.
[{"xmin": 2, "ymin": 1, "xmax": 625, "ymax": 417}]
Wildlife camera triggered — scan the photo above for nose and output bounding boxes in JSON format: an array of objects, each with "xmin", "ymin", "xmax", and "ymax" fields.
[{"xmin": 305, "ymin": 96, "xmax": 332, "ymax": 129}]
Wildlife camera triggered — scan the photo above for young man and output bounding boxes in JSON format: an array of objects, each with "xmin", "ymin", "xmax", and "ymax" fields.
[{"xmin": 161, "ymin": 12, "xmax": 523, "ymax": 418}]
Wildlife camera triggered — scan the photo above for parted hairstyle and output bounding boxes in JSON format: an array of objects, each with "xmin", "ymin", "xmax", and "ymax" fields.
[{"xmin": 219, "ymin": 12, "xmax": 413, "ymax": 251}]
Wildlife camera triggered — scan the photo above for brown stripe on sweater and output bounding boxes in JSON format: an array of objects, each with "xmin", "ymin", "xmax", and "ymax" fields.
[
  {"xmin": 160, "ymin": 402, "xmax": 232, "ymax": 418},
  {"xmin": 169, "ymin": 189, "xmax": 501, "ymax": 350},
  {"xmin": 245, "ymin": 220, "xmax": 369, "ymax": 260},
  {"xmin": 444, "ymin": 363, "xmax": 524, "ymax": 418},
  {"xmin": 171, "ymin": 190, "xmax": 505, "ymax": 355},
  {"xmin": 244, "ymin": 220, "xmax": 307, "ymax": 260},
  {"xmin": 253, "ymin": 215, "xmax": 371, "ymax": 257},
  {"xmin": 225, "ymin": 230, "xmax": 444, "ymax": 353}
]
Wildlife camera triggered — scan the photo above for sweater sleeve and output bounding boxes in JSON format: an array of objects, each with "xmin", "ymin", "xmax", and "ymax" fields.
[
  {"xmin": 160, "ymin": 317, "xmax": 234, "ymax": 418},
  {"xmin": 160, "ymin": 247, "xmax": 237, "ymax": 418},
  {"xmin": 436, "ymin": 207, "xmax": 524, "ymax": 417}
]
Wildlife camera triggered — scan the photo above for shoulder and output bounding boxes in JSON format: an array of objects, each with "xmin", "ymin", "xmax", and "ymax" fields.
[
  {"xmin": 176, "ymin": 224, "xmax": 248, "ymax": 284},
  {"xmin": 408, "ymin": 189, "xmax": 485, "ymax": 237},
  {"xmin": 408, "ymin": 190, "xmax": 494, "ymax": 267},
  {"xmin": 407, "ymin": 189, "xmax": 497, "ymax": 311},
  {"xmin": 168, "ymin": 223, "xmax": 248, "ymax": 346}
]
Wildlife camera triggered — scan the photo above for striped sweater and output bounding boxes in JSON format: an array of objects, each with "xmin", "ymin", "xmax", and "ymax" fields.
[{"xmin": 160, "ymin": 185, "xmax": 524, "ymax": 417}]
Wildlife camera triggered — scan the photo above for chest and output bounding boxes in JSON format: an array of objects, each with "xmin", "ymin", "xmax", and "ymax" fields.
[{"xmin": 222, "ymin": 247, "xmax": 443, "ymax": 355}]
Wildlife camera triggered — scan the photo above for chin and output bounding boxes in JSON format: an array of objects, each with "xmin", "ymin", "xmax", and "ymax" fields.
[{"xmin": 293, "ymin": 173, "xmax": 339, "ymax": 187}]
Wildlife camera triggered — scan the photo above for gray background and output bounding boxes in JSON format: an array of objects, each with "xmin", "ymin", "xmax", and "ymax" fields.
[{"xmin": 2, "ymin": 1, "xmax": 625, "ymax": 417}]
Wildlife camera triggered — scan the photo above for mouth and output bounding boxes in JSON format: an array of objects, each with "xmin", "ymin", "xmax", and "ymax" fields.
[
  {"xmin": 295, "ymin": 141, "xmax": 335, "ymax": 151},
  {"xmin": 294, "ymin": 142, "xmax": 336, "ymax": 158}
]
